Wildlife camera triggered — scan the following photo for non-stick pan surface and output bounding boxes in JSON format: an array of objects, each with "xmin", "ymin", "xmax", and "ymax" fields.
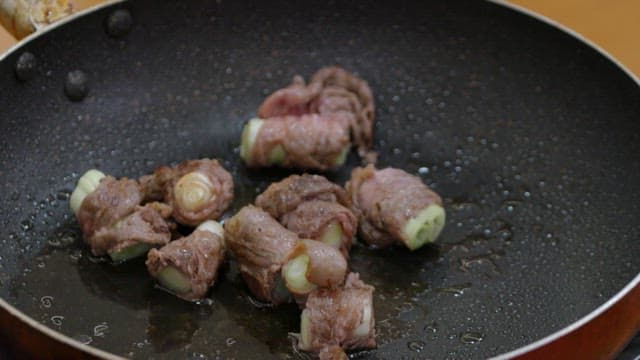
[{"xmin": 0, "ymin": 0, "xmax": 639, "ymax": 358}]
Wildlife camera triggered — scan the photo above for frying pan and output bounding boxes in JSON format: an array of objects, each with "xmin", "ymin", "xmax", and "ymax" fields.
[{"xmin": 0, "ymin": 0, "xmax": 639, "ymax": 358}]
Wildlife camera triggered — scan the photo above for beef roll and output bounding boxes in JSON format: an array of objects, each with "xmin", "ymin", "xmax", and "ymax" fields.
[
  {"xmin": 226, "ymin": 205, "xmax": 350, "ymax": 304},
  {"xmin": 297, "ymin": 273, "xmax": 376, "ymax": 354},
  {"xmin": 240, "ymin": 113, "xmax": 351, "ymax": 171},
  {"xmin": 70, "ymin": 170, "xmax": 171, "ymax": 261},
  {"xmin": 346, "ymin": 165, "xmax": 446, "ymax": 250},
  {"xmin": 146, "ymin": 220, "xmax": 225, "ymax": 301},
  {"xmin": 258, "ymin": 66, "xmax": 375, "ymax": 158},
  {"xmin": 139, "ymin": 158, "xmax": 234, "ymax": 226},
  {"xmin": 255, "ymin": 174, "xmax": 356, "ymax": 257},
  {"xmin": 224, "ymin": 205, "xmax": 298, "ymax": 305}
]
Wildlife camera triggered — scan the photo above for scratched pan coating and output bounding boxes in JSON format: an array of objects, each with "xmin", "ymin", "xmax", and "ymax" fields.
[{"xmin": 0, "ymin": 0, "xmax": 639, "ymax": 359}]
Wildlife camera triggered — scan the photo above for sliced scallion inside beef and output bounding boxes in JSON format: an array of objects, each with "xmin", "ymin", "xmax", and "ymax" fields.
[
  {"xmin": 299, "ymin": 309, "xmax": 312, "ymax": 351},
  {"xmin": 282, "ymin": 254, "xmax": 316, "ymax": 295},
  {"xmin": 69, "ymin": 169, "xmax": 105, "ymax": 215},
  {"xmin": 319, "ymin": 222, "xmax": 343, "ymax": 248},
  {"xmin": 108, "ymin": 243, "xmax": 151, "ymax": 262},
  {"xmin": 403, "ymin": 204, "xmax": 446, "ymax": 250},
  {"xmin": 174, "ymin": 172, "xmax": 215, "ymax": 212},
  {"xmin": 156, "ymin": 266, "xmax": 192, "ymax": 294},
  {"xmin": 240, "ymin": 118, "xmax": 264, "ymax": 164}
]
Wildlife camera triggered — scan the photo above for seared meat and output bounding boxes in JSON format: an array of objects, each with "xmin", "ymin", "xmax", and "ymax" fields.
[
  {"xmin": 256, "ymin": 174, "xmax": 355, "ymax": 257},
  {"xmin": 298, "ymin": 273, "xmax": 376, "ymax": 353},
  {"xmin": 76, "ymin": 176, "xmax": 143, "ymax": 238},
  {"xmin": 224, "ymin": 205, "xmax": 298, "ymax": 305},
  {"xmin": 309, "ymin": 66, "xmax": 375, "ymax": 157},
  {"xmin": 140, "ymin": 158, "xmax": 234, "ymax": 226},
  {"xmin": 91, "ymin": 204, "xmax": 171, "ymax": 257},
  {"xmin": 258, "ymin": 66, "xmax": 375, "ymax": 158},
  {"xmin": 241, "ymin": 113, "xmax": 351, "ymax": 171},
  {"xmin": 255, "ymin": 174, "xmax": 350, "ymax": 220},
  {"xmin": 146, "ymin": 222, "xmax": 225, "ymax": 301},
  {"xmin": 346, "ymin": 165, "xmax": 446, "ymax": 250},
  {"xmin": 281, "ymin": 200, "xmax": 356, "ymax": 258},
  {"xmin": 282, "ymin": 239, "xmax": 347, "ymax": 297}
]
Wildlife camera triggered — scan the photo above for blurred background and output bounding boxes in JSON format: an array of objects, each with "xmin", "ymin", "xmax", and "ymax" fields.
[{"xmin": 1, "ymin": 0, "xmax": 639, "ymax": 77}]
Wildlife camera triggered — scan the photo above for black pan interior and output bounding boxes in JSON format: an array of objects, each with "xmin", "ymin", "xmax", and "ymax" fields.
[{"xmin": 0, "ymin": 0, "xmax": 639, "ymax": 358}]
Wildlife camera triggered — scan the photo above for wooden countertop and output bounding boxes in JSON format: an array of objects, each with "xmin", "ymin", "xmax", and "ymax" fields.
[{"xmin": 1, "ymin": 1, "xmax": 639, "ymax": 78}]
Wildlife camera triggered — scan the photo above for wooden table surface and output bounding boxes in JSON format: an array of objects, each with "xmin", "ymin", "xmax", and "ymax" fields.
[{"xmin": 1, "ymin": 0, "xmax": 639, "ymax": 77}]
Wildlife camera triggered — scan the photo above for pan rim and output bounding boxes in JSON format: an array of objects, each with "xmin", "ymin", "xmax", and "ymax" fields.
[{"xmin": 0, "ymin": 0, "xmax": 638, "ymax": 358}]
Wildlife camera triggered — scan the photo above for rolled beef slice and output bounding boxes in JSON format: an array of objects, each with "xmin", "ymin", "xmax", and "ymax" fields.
[
  {"xmin": 281, "ymin": 200, "xmax": 356, "ymax": 258},
  {"xmin": 146, "ymin": 228, "xmax": 225, "ymax": 301},
  {"xmin": 255, "ymin": 174, "xmax": 350, "ymax": 221},
  {"xmin": 298, "ymin": 273, "xmax": 376, "ymax": 353},
  {"xmin": 346, "ymin": 165, "xmax": 445, "ymax": 249},
  {"xmin": 224, "ymin": 205, "xmax": 298, "ymax": 305},
  {"xmin": 76, "ymin": 176, "xmax": 142, "ymax": 239},
  {"xmin": 90, "ymin": 204, "xmax": 171, "ymax": 257},
  {"xmin": 244, "ymin": 113, "xmax": 351, "ymax": 171},
  {"xmin": 258, "ymin": 66, "xmax": 375, "ymax": 158},
  {"xmin": 140, "ymin": 158, "xmax": 234, "ymax": 226}
]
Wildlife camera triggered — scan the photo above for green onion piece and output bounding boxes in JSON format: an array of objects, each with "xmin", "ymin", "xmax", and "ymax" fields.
[
  {"xmin": 332, "ymin": 146, "xmax": 350, "ymax": 167},
  {"xmin": 174, "ymin": 171, "xmax": 215, "ymax": 212},
  {"xmin": 240, "ymin": 118, "xmax": 264, "ymax": 164},
  {"xmin": 319, "ymin": 222, "xmax": 343, "ymax": 249},
  {"xmin": 108, "ymin": 243, "xmax": 151, "ymax": 262},
  {"xmin": 69, "ymin": 169, "xmax": 105, "ymax": 215},
  {"xmin": 196, "ymin": 220, "xmax": 224, "ymax": 239},
  {"xmin": 299, "ymin": 309, "xmax": 312, "ymax": 351},
  {"xmin": 157, "ymin": 266, "xmax": 192, "ymax": 294},
  {"xmin": 282, "ymin": 254, "xmax": 316, "ymax": 295},
  {"xmin": 353, "ymin": 301, "xmax": 373, "ymax": 337},
  {"xmin": 267, "ymin": 144, "xmax": 286, "ymax": 165},
  {"xmin": 403, "ymin": 204, "xmax": 446, "ymax": 250}
]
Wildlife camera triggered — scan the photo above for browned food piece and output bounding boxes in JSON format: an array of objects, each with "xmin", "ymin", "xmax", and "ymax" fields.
[
  {"xmin": 91, "ymin": 204, "xmax": 171, "ymax": 257},
  {"xmin": 140, "ymin": 158, "xmax": 234, "ymax": 226},
  {"xmin": 282, "ymin": 239, "xmax": 347, "ymax": 296},
  {"xmin": 309, "ymin": 66, "xmax": 375, "ymax": 157},
  {"xmin": 258, "ymin": 75, "xmax": 316, "ymax": 117},
  {"xmin": 146, "ymin": 222, "xmax": 225, "ymax": 301},
  {"xmin": 241, "ymin": 113, "xmax": 351, "ymax": 171},
  {"xmin": 281, "ymin": 200, "xmax": 356, "ymax": 258},
  {"xmin": 76, "ymin": 176, "xmax": 143, "ymax": 239},
  {"xmin": 346, "ymin": 165, "xmax": 446, "ymax": 250},
  {"xmin": 255, "ymin": 174, "xmax": 350, "ymax": 220},
  {"xmin": 257, "ymin": 66, "xmax": 375, "ymax": 158},
  {"xmin": 298, "ymin": 273, "xmax": 376, "ymax": 353},
  {"xmin": 224, "ymin": 205, "xmax": 298, "ymax": 305}
]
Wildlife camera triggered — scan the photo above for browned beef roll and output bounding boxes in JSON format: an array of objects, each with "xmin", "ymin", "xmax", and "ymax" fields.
[
  {"xmin": 297, "ymin": 273, "xmax": 376, "ymax": 354},
  {"xmin": 70, "ymin": 170, "xmax": 171, "ymax": 261},
  {"xmin": 258, "ymin": 66, "xmax": 375, "ymax": 158},
  {"xmin": 146, "ymin": 220, "xmax": 225, "ymax": 301},
  {"xmin": 224, "ymin": 205, "xmax": 298, "ymax": 305},
  {"xmin": 255, "ymin": 174, "xmax": 356, "ymax": 257},
  {"xmin": 282, "ymin": 239, "xmax": 347, "ymax": 296},
  {"xmin": 346, "ymin": 165, "xmax": 446, "ymax": 250},
  {"xmin": 240, "ymin": 113, "xmax": 351, "ymax": 171},
  {"xmin": 139, "ymin": 158, "xmax": 234, "ymax": 226}
]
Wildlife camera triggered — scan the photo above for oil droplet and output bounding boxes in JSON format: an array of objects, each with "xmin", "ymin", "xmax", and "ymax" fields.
[
  {"xmin": 226, "ymin": 337, "xmax": 236, "ymax": 346},
  {"xmin": 418, "ymin": 166, "xmax": 429, "ymax": 175},
  {"xmin": 51, "ymin": 315, "xmax": 64, "ymax": 326},
  {"xmin": 40, "ymin": 296, "xmax": 53, "ymax": 308},
  {"xmin": 94, "ymin": 322, "xmax": 109, "ymax": 337},
  {"xmin": 407, "ymin": 340, "xmax": 425, "ymax": 352},
  {"xmin": 460, "ymin": 332, "xmax": 484, "ymax": 344}
]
